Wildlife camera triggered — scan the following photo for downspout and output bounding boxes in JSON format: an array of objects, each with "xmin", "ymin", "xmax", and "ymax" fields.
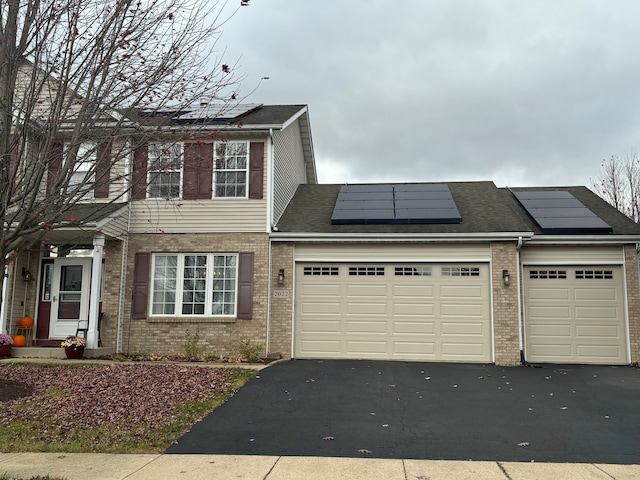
[
  {"xmin": 516, "ymin": 236, "xmax": 525, "ymax": 364},
  {"xmin": 0, "ymin": 260, "xmax": 11, "ymax": 334},
  {"xmin": 265, "ymin": 129, "xmax": 274, "ymax": 358}
]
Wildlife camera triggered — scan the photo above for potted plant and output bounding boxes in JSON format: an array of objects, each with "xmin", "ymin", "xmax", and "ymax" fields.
[
  {"xmin": 0, "ymin": 333, "xmax": 13, "ymax": 358},
  {"xmin": 61, "ymin": 336, "xmax": 86, "ymax": 359}
]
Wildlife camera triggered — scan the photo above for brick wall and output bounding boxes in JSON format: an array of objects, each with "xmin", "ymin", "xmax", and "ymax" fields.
[
  {"xmin": 491, "ymin": 242, "xmax": 520, "ymax": 366},
  {"xmin": 624, "ymin": 244, "xmax": 640, "ymax": 364},
  {"xmin": 269, "ymin": 241, "xmax": 294, "ymax": 358},
  {"xmin": 122, "ymin": 233, "xmax": 270, "ymax": 357}
]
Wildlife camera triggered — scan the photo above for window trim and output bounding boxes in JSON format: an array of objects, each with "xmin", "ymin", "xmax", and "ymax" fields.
[
  {"xmin": 66, "ymin": 141, "xmax": 96, "ymax": 199},
  {"xmin": 214, "ymin": 141, "xmax": 249, "ymax": 199},
  {"xmin": 149, "ymin": 253, "xmax": 239, "ymax": 318}
]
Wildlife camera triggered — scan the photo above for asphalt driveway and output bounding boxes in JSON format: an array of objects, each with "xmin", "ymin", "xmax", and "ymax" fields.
[{"xmin": 166, "ymin": 360, "xmax": 640, "ymax": 463}]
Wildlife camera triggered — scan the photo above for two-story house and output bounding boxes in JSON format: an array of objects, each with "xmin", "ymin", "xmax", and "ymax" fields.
[{"xmin": 1, "ymin": 103, "xmax": 315, "ymax": 358}]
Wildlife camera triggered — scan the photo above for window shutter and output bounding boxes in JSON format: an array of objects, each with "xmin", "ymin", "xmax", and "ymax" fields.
[
  {"xmin": 132, "ymin": 144, "xmax": 148, "ymax": 200},
  {"xmin": 248, "ymin": 142, "xmax": 264, "ymax": 199},
  {"xmin": 132, "ymin": 252, "xmax": 150, "ymax": 319},
  {"xmin": 198, "ymin": 143, "xmax": 213, "ymax": 199},
  {"xmin": 183, "ymin": 143, "xmax": 198, "ymax": 200},
  {"xmin": 94, "ymin": 141, "xmax": 112, "ymax": 198},
  {"xmin": 46, "ymin": 141, "xmax": 64, "ymax": 195},
  {"xmin": 237, "ymin": 252, "xmax": 254, "ymax": 319}
]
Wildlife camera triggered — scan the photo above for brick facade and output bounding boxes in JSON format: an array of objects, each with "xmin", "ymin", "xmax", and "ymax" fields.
[
  {"xmin": 624, "ymin": 244, "xmax": 640, "ymax": 364},
  {"xmin": 268, "ymin": 241, "xmax": 294, "ymax": 359},
  {"xmin": 121, "ymin": 232, "xmax": 270, "ymax": 357},
  {"xmin": 491, "ymin": 242, "xmax": 521, "ymax": 366}
]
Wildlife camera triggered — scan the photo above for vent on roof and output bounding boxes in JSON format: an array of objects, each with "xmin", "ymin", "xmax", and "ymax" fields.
[
  {"xmin": 512, "ymin": 190, "xmax": 612, "ymax": 234},
  {"xmin": 330, "ymin": 183, "xmax": 462, "ymax": 225}
]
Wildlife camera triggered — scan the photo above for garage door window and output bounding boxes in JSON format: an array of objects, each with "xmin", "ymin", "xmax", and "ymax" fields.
[
  {"xmin": 575, "ymin": 270, "xmax": 613, "ymax": 280},
  {"xmin": 529, "ymin": 270, "xmax": 567, "ymax": 279},
  {"xmin": 303, "ymin": 266, "xmax": 339, "ymax": 276},
  {"xmin": 442, "ymin": 266, "xmax": 480, "ymax": 277},
  {"xmin": 395, "ymin": 266, "xmax": 432, "ymax": 276},
  {"xmin": 349, "ymin": 266, "xmax": 385, "ymax": 276}
]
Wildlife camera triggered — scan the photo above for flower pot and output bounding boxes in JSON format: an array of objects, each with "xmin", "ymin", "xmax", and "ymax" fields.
[
  {"xmin": 64, "ymin": 346, "xmax": 85, "ymax": 359},
  {"xmin": 0, "ymin": 344, "xmax": 11, "ymax": 358}
]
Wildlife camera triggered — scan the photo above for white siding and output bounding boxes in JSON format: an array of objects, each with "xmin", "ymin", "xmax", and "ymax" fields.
[
  {"xmin": 128, "ymin": 199, "xmax": 267, "ymax": 233},
  {"xmin": 521, "ymin": 246, "xmax": 624, "ymax": 264},
  {"xmin": 272, "ymin": 119, "xmax": 306, "ymax": 225},
  {"xmin": 295, "ymin": 243, "xmax": 491, "ymax": 262}
]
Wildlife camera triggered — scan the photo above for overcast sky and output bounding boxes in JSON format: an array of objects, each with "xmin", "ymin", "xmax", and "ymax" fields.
[{"xmin": 218, "ymin": 1, "xmax": 640, "ymax": 188}]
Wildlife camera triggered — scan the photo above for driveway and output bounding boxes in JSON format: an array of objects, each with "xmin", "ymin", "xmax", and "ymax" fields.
[{"xmin": 166, "ymin": 360, "xmax": 640, "ymax": 463}]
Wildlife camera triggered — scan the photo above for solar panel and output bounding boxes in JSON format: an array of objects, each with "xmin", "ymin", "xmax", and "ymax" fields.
[
  {"xmin": 512, "ymin": 190, "xmax": 612, "ymax": 234},
  {"xmin": 330, "ymin": 184, "xmax": 462, "ymax": 225},
  {"xmin": 175, "ymin": 103, "xmax": 263, "ymax": 121}
]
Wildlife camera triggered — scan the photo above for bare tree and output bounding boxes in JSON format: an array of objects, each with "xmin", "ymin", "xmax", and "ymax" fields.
[
  {"xmin": 591, "ymin": 153, "xmax": 640, "ymax": 223},
  {"xmin": 0, "ymin": 0, "xmax": 249, "ymax": 304}
]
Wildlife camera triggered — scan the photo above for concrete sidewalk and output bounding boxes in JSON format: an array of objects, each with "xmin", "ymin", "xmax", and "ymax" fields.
[{"xmin": 1, "ymin": 453, "xmax": 639, "ymax": 480}]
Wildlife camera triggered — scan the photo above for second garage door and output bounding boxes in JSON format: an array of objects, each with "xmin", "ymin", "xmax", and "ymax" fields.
[
  {"xmin": 524, "ymin": 266, "xmax": 628, "ymax": 364},
  {"xmin": 294, "ymin": 263, "xmax": 492, "ymax": 362}
]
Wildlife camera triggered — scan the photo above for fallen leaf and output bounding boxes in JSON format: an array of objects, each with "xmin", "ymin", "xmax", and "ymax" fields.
[
  {"xmin": 560, "ymin": 406, "xmax": 568, "ymax": 410},
  {"xmin": 358, "ymin": 448, "xmax": 373, "ymax": 454},
  {"xmin": 323, "ymin": 436, "xmax": 334, "ymax": 441},
  {"xmin": 388, "ymin": 384, "xmax": 396, "ymax": 388},
  {"xmin": 416, "ymin": 476, "xmax": 431, "ymax": 480},
  {"xmin": 382, "ymin": 424, "xmax": 389, "ymax": 427},
  {"xmin": 517, "ymin": 442, "xmax": 530, "ymax": 447}
]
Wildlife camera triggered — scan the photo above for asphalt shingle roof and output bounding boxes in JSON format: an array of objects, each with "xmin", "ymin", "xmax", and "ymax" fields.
[{"xmin": 276, "ymin": 182, "xmax": 640, "ymax": 236}]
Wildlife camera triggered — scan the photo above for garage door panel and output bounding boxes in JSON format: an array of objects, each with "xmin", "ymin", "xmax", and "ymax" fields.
[
  {"xmin": 528, "ymin": 288, "xmax": 570, "ymax": 300},
  {"xmin": 441, "ymin": 304, "xmax": 484, "ymax": 317},
  {"xmin": 524, "ymin": 265, "xmax": 627, "ymax": 364},
  {"xmin": 575, "ymin": 288, "xmax": 617, "ymax": 301},
  {"xmin": 392, "ymin": 303, "xmax": 434, "ymax": 316},
  {"xmin": 295, "ymin": 262, "xmax": 491, "ymax": 362},
  {"xmin": 347, "ymin": 320, "xmax": 387, "ymax": 333}
]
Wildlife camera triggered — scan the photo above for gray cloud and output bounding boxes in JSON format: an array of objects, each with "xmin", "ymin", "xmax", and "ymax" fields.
[{"xmin": 220, "ymin": 1, "xmax": 640, "ymax": 188}]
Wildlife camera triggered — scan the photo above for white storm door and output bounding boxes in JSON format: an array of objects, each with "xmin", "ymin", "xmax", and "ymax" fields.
[{"xmin": 49, "ymin": 258, "xmax": 92, "ymax": 339}]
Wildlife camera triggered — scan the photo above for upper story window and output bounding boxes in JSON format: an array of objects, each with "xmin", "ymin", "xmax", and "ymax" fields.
[
  {"xmin": 147, "ymin": 143, "xmax": 182, "ymax": 199},
  {"xmin": 67, "ymin": 142, "xmax": 96, "ymax": 199},
  {"xmin": 215, "ymin": 141, "xmax": 248, "ymax": 198}
]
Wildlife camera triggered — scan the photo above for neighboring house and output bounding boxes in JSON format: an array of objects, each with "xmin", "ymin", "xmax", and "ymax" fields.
[
  {"xmin": 269, "ymin": 182, "xmax": 640, "ymax": 366},
  {"xmin": 5, "ymin": 100, "xmax": 640, "ymax": 367},
  {"xmin": 2, "ymin": 104, "xmax": 316, "ymax": 357}
]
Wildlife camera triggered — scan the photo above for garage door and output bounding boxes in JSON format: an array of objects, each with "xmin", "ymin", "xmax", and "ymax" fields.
[
  {"xmin": 294, "ymin": 263, "xmax": 491, "ymax": 362},
  {"xmin": 524, "ymin": 266, "xmax": 627, "ymax": 364}
]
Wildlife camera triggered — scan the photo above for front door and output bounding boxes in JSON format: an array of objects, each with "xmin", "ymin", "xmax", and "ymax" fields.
[{"xmin": 49, "ymin": 258, "xmax": 92, "ymax": 339}]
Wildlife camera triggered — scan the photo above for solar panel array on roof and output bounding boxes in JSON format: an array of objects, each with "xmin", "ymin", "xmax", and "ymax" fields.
[
  {"xmin": 175, "ymin": 103, "xmax": 263, "ymax": 121},
  {"xmin": 512, "ymin": 190, "xmax": 613, "ymax": 234},
  {"xmin": 331, "ymin": 184, "xmax": 462, "ymax": 225}
]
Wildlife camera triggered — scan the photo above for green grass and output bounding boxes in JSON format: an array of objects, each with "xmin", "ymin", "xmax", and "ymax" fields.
[{"xmin": 0, "ymin": 367, "xmax": 256, "ymax": 454}]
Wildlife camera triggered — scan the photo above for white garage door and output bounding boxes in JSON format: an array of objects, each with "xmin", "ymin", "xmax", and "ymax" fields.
[
  {"xmin": 294, "ymin": 263, "xmax": 491, "ymax": 362},
  {"xmin": 524, "ymin": 266, "xmax": 627, "ymax": 364}
]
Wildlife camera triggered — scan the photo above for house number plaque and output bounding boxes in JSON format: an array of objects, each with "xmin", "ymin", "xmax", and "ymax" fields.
[{"xmin": 273, "ymin": 290, "xmax": 291, "ymax": 298}]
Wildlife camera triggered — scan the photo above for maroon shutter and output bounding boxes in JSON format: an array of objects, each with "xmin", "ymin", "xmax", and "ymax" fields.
[
  {"xmin": 132, "ymin": 144, "xmax": 148, "ymax": 199},
  {"xmin": 236, "ymin": 252, "xmax": 254, "ymax": 319},
  {"xmin": 198, "ymin": 142, "xmax": 213, "ymax": 199},
  {"xmin": 183, "ymin": 142, "xmax": 213, "ymax": 200},
  {"xmin": 46, "ymin": 141, "xmax": 64, "ymax": 195},
  {"xmin": 183, "ymin": 143, "xmax": 198, "ymax": 200},
  {"xmin": 248, "ymin": 142, "xmax": 264, "ymax": 199},
  {"xmin": 131, "ymin": 252, "xmax": 150, "ymax": 319},
  {"xmin": 94, "ymin": 141, "xmax": 111, "ymax": 198}
]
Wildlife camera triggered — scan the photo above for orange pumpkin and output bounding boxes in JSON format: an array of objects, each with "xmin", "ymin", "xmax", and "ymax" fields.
[
  {"xmin": 19, "ymin": 316, "xmax": 34, "ymax": 328},
  {"xmin": 12, "ymin": 335, "xmax": 26, "ymax": 347}
]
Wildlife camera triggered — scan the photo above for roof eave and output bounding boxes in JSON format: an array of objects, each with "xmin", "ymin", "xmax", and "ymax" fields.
[
  {"xmin": 269, "ymin": 232, "xmax": 535, "ymax": 242},
  {"xmin": 525, "ymin": 235, "xmax": 640, "ymax": 245}
]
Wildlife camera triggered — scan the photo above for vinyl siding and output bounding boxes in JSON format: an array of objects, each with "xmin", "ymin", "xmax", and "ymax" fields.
[
  {"xmin": 521, "ymin": 246, "xmax": 624, "ymax": 264},
  {"xmin": 272, "ymin": 119, "xmax": 307, "ymax": 225},
  {"xmin": 294, "ymin": 243, "xmax": 491, "ymax": 262}
]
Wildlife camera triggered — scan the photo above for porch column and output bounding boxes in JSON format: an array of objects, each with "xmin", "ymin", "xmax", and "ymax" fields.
[
  {"xmin": 0, "ymin": 263, "xmax": 10, "ymax": 334},
  {"xmin": 87, "ymin": 234, "xmax": 105, "ymax": 349}
]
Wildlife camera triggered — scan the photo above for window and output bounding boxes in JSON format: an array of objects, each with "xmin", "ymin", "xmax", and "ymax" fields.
[
  {"xmin": 575, "ymin": 270, "xmax": 613, "ymax": 280},
  {"xmin": 215, "ymin": 141, "xmax": 248, "ymax": 197},
  {"xmin": 529, "ymin": 270, "xmax": 567, "ymax": 279},
  {"xmin": 349, "ymin": 266, "xmax": 385, "ymax": 276},
  {"xmin": 67, "ymin": 142, "xmax": 96, "ymax": 198},
  {"xmin": 395, "ymin": 266, "xmax": 432, "ymax": 276},
  {"xmin": 151, "ymin": 253, "xmax": 237, "ymax": 317},
  {"xmin": 303, "ymin": 266, "xmax": 339, "ymax": 276},
  {"xmin": 442, "ymin": 266, "xmax": 480, "ymax": 277},
  {"xmin": 148, "ymin": 143, "xmax": 182, "ymax": 198}
]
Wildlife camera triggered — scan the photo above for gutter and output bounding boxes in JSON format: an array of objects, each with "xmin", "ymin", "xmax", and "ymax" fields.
[
  {"xmin": 269, "ymin": 232, "xmax": 536, "ymax": 242},
  {"xmin": 526, "ymin": 235, "xmax": 640, "ymax": 245}
]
